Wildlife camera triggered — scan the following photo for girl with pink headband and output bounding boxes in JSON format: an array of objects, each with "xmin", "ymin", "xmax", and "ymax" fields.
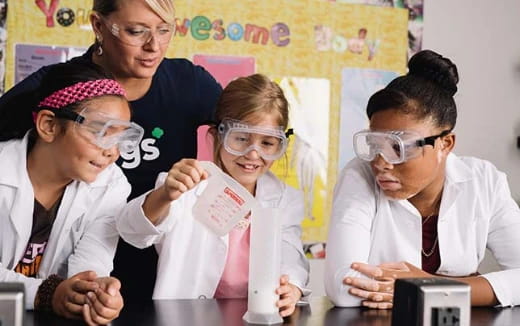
[
  {"xmin": 0, "ymin": 61, "xmax": 142, "ymax": 325},
  {"xmin": 0, "ymin": 0, "xmax": 223, "ymax": 302}
]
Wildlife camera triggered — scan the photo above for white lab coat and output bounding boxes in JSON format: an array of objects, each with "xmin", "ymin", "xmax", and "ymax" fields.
[
  {"xmin": 0, "ymin": 135, "xmax": 131, "ymax": 309},
  {"xmin": 117, "ymin": 171, "xmax": 310, "ymax": 299},
  {"xmin": 325, "ymin": 154, "xmax": 520, "ymax": 307}
]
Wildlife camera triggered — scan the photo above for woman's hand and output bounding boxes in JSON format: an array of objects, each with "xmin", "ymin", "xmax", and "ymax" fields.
[
  {"xmin": 344, "ymin": 261, "xmax": 431, "ymax": 309},
  {"xmin": 82, "ymin": 277, "xmax": 124, "ymax": 326},
  {"xmin": 162, "ymin": 159, "xmax": 208, "ymax": 201},
  {"xmin": 52, "ymin": 271, "xmax": 99, "ymax": 319},
  {"xmin": 276, "ymin": 275, "xmax": 303, "ymax": 317}
]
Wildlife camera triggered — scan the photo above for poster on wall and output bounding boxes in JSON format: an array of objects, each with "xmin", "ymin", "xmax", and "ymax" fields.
[
  {"xmin": 193, "ymin": 54, "xmax": 256, "ymax": 161},
  {"xmin": 5, "ymin": 0, "xmax": 409, "ymax": 242},
  {"xmin": 338, "ymin": 68, "xmax": 398, "ymax": 172},
  {"xmin": 273, "ymin": 77, "xmax": 330, "ymax": 231},
  {"xmin": 324, "ymin": 0, "xmax": 424, "ymax": 56},
  {"xmin": 15, "ymin": 44, "xmax": 86, "ymax": 83},
  {"xmin": 193, "ymin": 54, "xmax": 255, "ymax": 88}
]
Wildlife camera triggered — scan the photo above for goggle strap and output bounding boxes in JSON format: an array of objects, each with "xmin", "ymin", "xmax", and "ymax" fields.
[
  {"xmin": 419, "ymin": 129, "xmax": 452, "ymax": 147},
  {"xmin": 39, "ymin": 107, "xmax": 85, "ymax": 124}
]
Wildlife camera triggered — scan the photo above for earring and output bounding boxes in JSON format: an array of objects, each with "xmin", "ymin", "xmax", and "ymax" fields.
[{"xmin": 96, "ymin": 34, "xmax": 103, "ymax": 56}]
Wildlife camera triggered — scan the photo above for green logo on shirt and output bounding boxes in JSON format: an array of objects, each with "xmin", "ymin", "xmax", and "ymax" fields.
[{"xmin": 152, "ymin": 127, "xmax": 164, "ymax": 139}]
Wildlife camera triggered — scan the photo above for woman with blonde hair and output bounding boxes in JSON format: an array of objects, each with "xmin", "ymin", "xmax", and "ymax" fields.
[{"xmin": 0, "ymin": 0, "xmax": 222, "ymax": 302}]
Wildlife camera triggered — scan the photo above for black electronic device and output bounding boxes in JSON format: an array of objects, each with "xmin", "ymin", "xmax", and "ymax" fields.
[{"xmin": 391, "ymin": 278, "xmax": 470, "ymax": 326}]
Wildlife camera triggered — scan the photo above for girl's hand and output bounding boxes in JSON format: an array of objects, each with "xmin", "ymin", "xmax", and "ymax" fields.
[
  {"xmin": 344, "ymin": 261, "xmax": 431, "ymax": 309},
  {"xmin": 276, "ymin": 275, "xmax": 302, "ymax": 317},
  {"xmin": 51, "ymin": 271, "xmax": 99, "ymax": 318},
  {"xmin": 143, "ymin": 159, "xmax": 209, "ymax": 224},
  {"xmin": 82, "ymin": 277, "xmax": 123, "ymax": 325},
  {"xmin": 162, "ymin": 159, "xmax": 208, "ymax": 201}
]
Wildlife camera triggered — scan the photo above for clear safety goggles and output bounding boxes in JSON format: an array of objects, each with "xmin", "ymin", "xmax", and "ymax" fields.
[
  {"xmin": 217, "ymin": 118, "xmax": 291, "ymax": 160},
  {"xmin": 51, "ymin": 107, "xmax": 144, "ymax": 153},
  {"xmin": 105, "ymin": 19, "xmax": 174, "ymax": 47},
  {"xmin": 353, "ymin": 129, "xmax": 451, "ymax": 164}
]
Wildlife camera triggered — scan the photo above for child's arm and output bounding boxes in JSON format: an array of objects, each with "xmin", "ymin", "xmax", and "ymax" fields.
[
  {"xmin": 116, "ymin": 159, "xmax": 207, "ymax": 249},
  {"xmin": 142, "ymin": 159, "xmax": 208, "ymax": 225}
]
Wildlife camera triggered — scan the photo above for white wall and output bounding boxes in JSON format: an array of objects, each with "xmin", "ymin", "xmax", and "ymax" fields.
[
  {"xmin": 421, "ymin": 0, "xmax": 520, "ymax": 278},
  {"xmin": 422, "ymin": 0, "xmax": 520, "ymax": 201},
  {"xmin": 309, "ymin": 0, "xmax": 520, "ymax": 296}
]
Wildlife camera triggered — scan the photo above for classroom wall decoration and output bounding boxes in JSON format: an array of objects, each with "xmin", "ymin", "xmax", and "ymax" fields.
[
  {"xmin": 324, "ymin": 0, "xmax": 424, "ymax": 57},
  {"xmin": 5, "ymin": 0, "xmax": 409, "ymax": 243},
  {"xmin": 0, "ymin": 0, "xmax": 7, "ymax": 95}
]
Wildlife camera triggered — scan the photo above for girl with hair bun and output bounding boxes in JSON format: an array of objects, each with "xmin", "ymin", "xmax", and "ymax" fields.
[{"xmin": 325, "ymin": 49, "xmax": 520, "ymax": 308}]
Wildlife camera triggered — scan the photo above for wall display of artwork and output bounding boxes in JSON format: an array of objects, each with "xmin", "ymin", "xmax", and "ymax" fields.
[{"xmin": 5, "ymin": 0, "xmax": 409, "ymax": 243}]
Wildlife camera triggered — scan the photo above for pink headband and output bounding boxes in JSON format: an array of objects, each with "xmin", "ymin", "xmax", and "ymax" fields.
[{"xmin": 37, "ymin": 79, "xmax": 127, "ymax": 109}]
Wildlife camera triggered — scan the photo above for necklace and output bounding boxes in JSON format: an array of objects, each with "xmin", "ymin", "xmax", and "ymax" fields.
[
  {"xmin": 421, "ymin": 212, "xmax": 438, "ymax": 257},
  {"xmin": 422, "ymin": 213, "xmax": 435, "ymax": 225},
  {"xmin": 422, "ymin": 235, "xmax": 438, "ymax": 257}
]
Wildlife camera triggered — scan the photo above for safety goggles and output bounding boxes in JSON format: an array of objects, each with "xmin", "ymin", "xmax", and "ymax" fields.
[
  {"xmin": 50, "ymin": 107, "xmax": 144, "ymax": 153},
  {"xmin": 217, "ymin": 118, "xmax": 291, "ymax": 160},
  {"xmin": 105, "ymin": 19, "xmax": 174, "ymax": 47},
  {"xmin": 353, "ymin": 129, "xmax": 451, "ymax": 164}
]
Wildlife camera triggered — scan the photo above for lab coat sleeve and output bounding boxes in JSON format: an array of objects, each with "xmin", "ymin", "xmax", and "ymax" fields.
[
  {"xmin": 0, "ymin": 263, "xmax": 43, "ymax": 310},
  {"xmin": 324, "ymin": 159, "xmax": 377, "ymax": 307},
  {"xmin": 67, "ymin": 173, "xmax": 131, "ymax": 278},
  {"xmin": 280, "ymin": 188, "xmax": 311, "ymax": 297},
  {"xmin": 116, "ymin": 172, "xmax": 183, "ymax": 249},
  {"xmin": 480, "ymin": 168, "xmax": 520, "ymax": 307}
]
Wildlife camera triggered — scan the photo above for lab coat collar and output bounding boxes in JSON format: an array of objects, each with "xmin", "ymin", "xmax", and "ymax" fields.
[
  {"xmin": 255, "ymin": 171, "xmax": 284, "ymax": 207},
  {"xmin": 0, "ymin": 135, "xmax": 35, "ymax": 242},
  {"xmin": 444, "ymin": 153, "xmax": 473, "ymax": 185},
  {"xmin": 0, "ymin": 134, "xmax": 32, "ymax": 188},
  {"xmin": 438, "ymin": 153, "xmax": 474, "ymax": 219},
  {"xmin": 393, "ymin": 153, "xmax": 475, "ymax": 218},
  {"xmin": 0, "ymin": 133, "xmax": 117, "ymax": 260}
]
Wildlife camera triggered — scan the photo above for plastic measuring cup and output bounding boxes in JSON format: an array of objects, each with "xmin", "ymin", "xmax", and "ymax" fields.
[{"xmin": 192, "ymin": 161, "xmax": 258, "ymax": 236}]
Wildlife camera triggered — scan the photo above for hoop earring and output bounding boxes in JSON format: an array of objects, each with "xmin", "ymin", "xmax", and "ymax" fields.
[{"xmin": 95, "ymin": 34, "xmax": 103, "ymax": 56}]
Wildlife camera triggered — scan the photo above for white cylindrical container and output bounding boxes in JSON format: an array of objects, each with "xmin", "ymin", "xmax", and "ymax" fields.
[{"xmin": 242, "ymin": 206, "xmax": 283, "ymax": 325}]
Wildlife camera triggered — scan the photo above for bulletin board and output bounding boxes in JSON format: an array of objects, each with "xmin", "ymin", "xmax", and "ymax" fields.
[{"xmin": 5, "ymin": 0, "xmax": 409, "ymax": 244}]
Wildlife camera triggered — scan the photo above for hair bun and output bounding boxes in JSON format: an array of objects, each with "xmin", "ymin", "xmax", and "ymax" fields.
[{"xmin": 408, "ymin": 49, "xmax": 459, "ymax": 96}]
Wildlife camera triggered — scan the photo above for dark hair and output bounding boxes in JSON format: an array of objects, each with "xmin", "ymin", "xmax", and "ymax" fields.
[
  {"xmin": 366, "ymin": 49, "xmax": 459, "ymax": 130},
  {"xmin": 0, "ymin": 62, "xmax": 118, "ymax": 141}
]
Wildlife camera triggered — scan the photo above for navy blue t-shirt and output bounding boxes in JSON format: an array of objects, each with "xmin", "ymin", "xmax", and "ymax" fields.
[
  {"xmin": 116, "ymin": 56, "xmax": 222, "ymax": 199},
  {"xmin": 0, "ymin": 48, "xmax": 222, "ymax": 301}
]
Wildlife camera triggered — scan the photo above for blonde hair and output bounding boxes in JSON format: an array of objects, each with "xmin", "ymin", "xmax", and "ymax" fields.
[
  {"xmin": 94, "ymin": 0, "xmax": 175, "ymax": 24},
  {"xmin": 211, "ymin": 74, "xmax": 289, "ymax": 168},
  {"xmin": 145, "ymin": 0, "xmax": 175, "ymax": 24}
]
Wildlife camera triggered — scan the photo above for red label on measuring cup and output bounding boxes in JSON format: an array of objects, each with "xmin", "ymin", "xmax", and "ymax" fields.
[{"xmin": 224, "ymin": 187, "xmax": 245, "ymax": 206}]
